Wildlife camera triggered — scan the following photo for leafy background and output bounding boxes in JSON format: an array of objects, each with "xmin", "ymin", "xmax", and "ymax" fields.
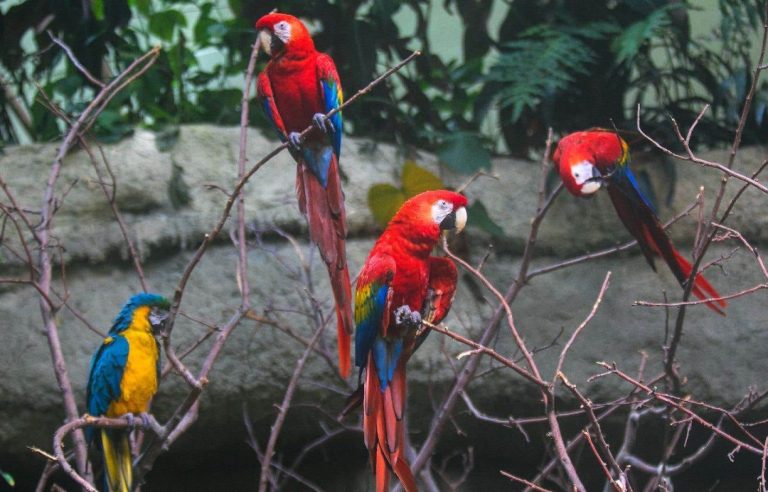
[{"xmin": 0, "ymin": 0, "xmax": 765, "ymax": 228}]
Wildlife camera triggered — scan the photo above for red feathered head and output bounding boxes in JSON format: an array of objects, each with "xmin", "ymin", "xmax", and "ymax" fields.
[
  {"xmin": 553, "ymin": 130, "xmax": 629, "ymax": 196},
  {"xmin": 386, "ymin": 190, "xmax": 468, "ymax": 243},
  {"xmin": 255, "ymin": 13, "xmax": 315, "ymax": 56}
]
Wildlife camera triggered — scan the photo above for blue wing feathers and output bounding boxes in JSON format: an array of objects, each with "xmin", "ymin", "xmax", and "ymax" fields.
[
  {"xmin": 614, "ymin": 165, "xmax": 657, "ymax": 214},
  {"xmin": 321, "ymin": 79, "xmax": 342, "ymax": 158},
  {"xmin": 355, "ymin": 283, "xmax": 389, "ymax": 368},
  {"xmin": 86, "ymin": 335, "xmax": 128, "ymax": 442},
  {"xmin": 262, "ymin": 99, "xmax": 287, "ymax": 142}
]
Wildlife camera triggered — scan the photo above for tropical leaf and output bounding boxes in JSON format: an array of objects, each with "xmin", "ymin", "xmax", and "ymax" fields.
[
  {"xmin": 437, "ymin": 132, "xmax": 491, "ymax": 174},
  {"xmin": 368, "ymin": 184, "xmax": 406, "ymax": 227},
  {"xmin": 149, "ymin": 10, "xmax": 187, "ymax": 41},
  {"xmin": 611, "ymin": 6, "xmax": 673, "ymax": 64},
  {"xmin": 401, "ymin": 160, "xmax": 444, "ymax": 197},
  {"xmin": 466, "ymin": 200, "xmax": 504, "ymax": 237},
  {"xmin": 487, "ymin": 21, "xmax": 618, "ymax": 124}
]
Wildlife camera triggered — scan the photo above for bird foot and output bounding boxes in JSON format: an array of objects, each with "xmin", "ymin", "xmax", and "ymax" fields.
[
  {"xmin": 394, "ymin": 305, "xmax": 422, "ymax": 330},
  {"xmin": 288, "ymin": 132, "xmax": 303, "ymax": 151},
  {"xmin": 121, "ymin": 413, "xmax": 137, "ymax": 429},
  {"xmin": 312, "ymin": 113, "xmax": 335, "ymax": 133}
]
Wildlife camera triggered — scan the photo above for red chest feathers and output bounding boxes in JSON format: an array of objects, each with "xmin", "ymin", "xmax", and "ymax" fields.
[
  {"xmin": 391, "ymin": 259, "xmax": 428, "ymax": 313},
  {"xmin": 268, "ymin": 56, "xmax": 322, "ymax": 132}
]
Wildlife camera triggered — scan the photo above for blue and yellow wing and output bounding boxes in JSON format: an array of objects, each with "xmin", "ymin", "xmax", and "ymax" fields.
[
  {"xmin": 316, "ymin": 53, "xmax": 343, "ymax": 159},
  {"xmin": 354, "ymin": 254, "xmax": 394, "ymax": 370},
  {"xmin": 257, "ymin": 71, "xmax": 288, "ymax": 143},
  {"xmin": 86, "ymin": 335, "xmax": 128, "ymax": 441}
]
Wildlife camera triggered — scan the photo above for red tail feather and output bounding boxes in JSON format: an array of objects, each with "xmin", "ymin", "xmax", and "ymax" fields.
[
  {"xmin": 672, "ymin": 250, "xmax": 727, "ymax": 315},
  {"xmin": 364, "ymin": 356, "xmax": 417, "ymax": 491},
  {"xmin": 330, "ymin": 266, "xmax": 353, "ymax": 378},
  {"xmin": 296, "ymin": 156, "xmax": 354, "ymax": 377}
]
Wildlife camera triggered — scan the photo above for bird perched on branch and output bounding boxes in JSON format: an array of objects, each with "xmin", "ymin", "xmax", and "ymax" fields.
[
  {"xmin": 86, "ymin": 293, "xmax": 170, "ymax": 492},
  {"xmin": 553, "ymin": 129, "xmax": 726, "ymax": 314},
  {"xmin": 255, "ymin": 12, "xmax": 353, "ymax": 378},
  {"xmin": 354, "ymin": 190, "xmax": 467, "ymax": 491}
]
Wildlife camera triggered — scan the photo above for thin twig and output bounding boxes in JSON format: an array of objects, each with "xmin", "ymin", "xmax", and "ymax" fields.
[{"xmin": 257, "ymin": 317, "xmax": 327, "ymax": 491}]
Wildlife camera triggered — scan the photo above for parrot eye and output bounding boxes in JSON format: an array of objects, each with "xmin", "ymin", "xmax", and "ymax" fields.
[
  {"xmin": 431, "ymin": 199, "xmax": 454, "ymax": 224},
  {"xmin": 273, "ymin": 21, "xmax": 292, "ymax": 42}
]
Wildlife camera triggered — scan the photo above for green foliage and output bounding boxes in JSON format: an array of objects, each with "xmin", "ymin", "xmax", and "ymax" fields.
[
  {"xmin": 466, "ymin": 200, "xmax": 504, "ymax": 237},
  {"xmin": 0, "ymin": 1, "xmax": 765, "ymax": 158},
  {"xmin": 611, "ymin": 7, "xmax": 672, "ymax": 64},
  {"xmin": 488, "ymin": 22, "xmax": 618, "ymax": 123},
  {"xmin": 368, "ymin": 160, "xmax": 444, "ymax": 227},
  {"xmin": 366, "ymin": 160, "xmax": 504, "ymax": 237},
  {"xmin": 437, "ymin": 132, "xmax": 491, "ymax": 174}
]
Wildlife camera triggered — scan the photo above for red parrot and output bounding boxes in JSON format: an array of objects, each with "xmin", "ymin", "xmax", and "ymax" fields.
[
  {"xmin": 255, "ymin": 13, "xmax": 353, "ymax": 377},
  {"xmin": 553, "ymin": 130, "xmax": 726, "ymax": 314},
  {"xmin": 354, "ymin": 190, "xmax": 467, "ymax": 491}
]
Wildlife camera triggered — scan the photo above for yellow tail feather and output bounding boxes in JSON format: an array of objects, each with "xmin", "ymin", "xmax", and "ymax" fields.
[{"xmin": 101, "ymin": 429, "xmax": 132, "ymax": 492}]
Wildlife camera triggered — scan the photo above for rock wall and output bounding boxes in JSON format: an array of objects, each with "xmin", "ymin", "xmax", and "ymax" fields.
[{"xmin": 1, "ymin": 125, "xmax": 766, "ymax": 489}]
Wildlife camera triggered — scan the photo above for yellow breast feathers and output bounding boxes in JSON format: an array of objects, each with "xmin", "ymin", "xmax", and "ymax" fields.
[{"xmin": 107, "ymin": 306, "xmax": 159, "ymax": 416}]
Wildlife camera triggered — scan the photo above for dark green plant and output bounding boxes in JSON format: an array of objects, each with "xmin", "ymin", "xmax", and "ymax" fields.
[
  {"xmin": 0, "ymin": 1, "xmax": 764, "ymax": 154},
  {"xmin": 483, "ymin": 0, "xmax": 766, "ymax": 155}
]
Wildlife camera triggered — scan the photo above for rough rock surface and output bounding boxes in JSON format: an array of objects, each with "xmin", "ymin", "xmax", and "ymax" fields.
[{"xmin": 1, "ymin": 125, "xmax": 766, "ymax": 488}]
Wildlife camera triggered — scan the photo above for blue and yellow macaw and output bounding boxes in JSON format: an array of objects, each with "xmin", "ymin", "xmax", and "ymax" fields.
[{"xmin": 86, "ymin": 293, "xmax": 170, "ymax": 492}]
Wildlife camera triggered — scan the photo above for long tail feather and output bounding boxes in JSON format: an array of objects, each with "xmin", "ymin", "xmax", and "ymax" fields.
[
  {"xmin": 296, "ymin": 155, "xmax": 354, "ymax": 377},
  {"xmin": 671, "ymin": 249, "xmax": 728, "ymax": 314},
  {"xmin": 392, "ymin": 455, "xmax": 418, "ymax": 492},
  {"xmin": 364, "ymin": 355, "xmax": 416, "ymax": 491},
  {"xmin": 608, "ymin": 183, "xmax": 726, "ymax": 315},
  {"xmin": 100, "ymin": 429, "xmax": 132, "ymax": 492},
  {"xmin": 375, "ymin": 441, "xmax": 390, "ymax": 492},
  {"xmin": 330, "ymin": 263, "xmax": 353, "ymax": 378}
]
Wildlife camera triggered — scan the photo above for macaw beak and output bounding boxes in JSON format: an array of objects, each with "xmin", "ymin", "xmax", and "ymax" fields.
[
  {"xmin": 258, "ymin": 29, "xmax": 274, "ymax": 56},
  {"xmin": 149, "ymin": 308, "xmax": 169, "ymax": 333},
  {"xmin": 440, "ymin": 206, "xmax": 467, "ymax": 234},
  {"xmin": 570, "ymin": 161, "xmax": 603, "ymax": 195}
]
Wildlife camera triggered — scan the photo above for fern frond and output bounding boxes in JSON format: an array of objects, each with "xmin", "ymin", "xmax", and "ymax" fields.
[{"xmin": 487, "ymin": 22, "xmax": 618, "ymax": 122}]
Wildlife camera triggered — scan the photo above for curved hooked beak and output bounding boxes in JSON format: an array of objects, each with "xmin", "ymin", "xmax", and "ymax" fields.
[
  {"xmin": 258, "ymin": 29, "xmax": 278, "ymax": 56},
  {"xmin": 440, "ymin": 206, "xmax": 467, "ymax": 234},
  {"xmin": 149, "ymin": 307, "xmax": 169, "ymax": 333},
  {"xmin": 572, "ymin": 161, "xmax": 604, "ymax": 195}
]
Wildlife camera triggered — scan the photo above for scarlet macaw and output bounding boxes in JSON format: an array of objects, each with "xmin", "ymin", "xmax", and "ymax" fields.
[
  {"xmin": 255, "ymin": 13, "xmax": 353, "ymax": 378},
  {"xmin": 554, "ymin": 130, "xmax": 726, "ymax": 314},
  {"xmin": 86, "ymin": 293, "xmax": 170, "ymax": 492},
  {"xmin": 355, "ymin": 190, "xmax": 468, "ymax": 491}
]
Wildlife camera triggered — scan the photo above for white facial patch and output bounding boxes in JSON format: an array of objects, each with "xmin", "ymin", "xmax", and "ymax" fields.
[
  {"xmin": 432, "ymin": 199, "xmax": 453, "ymax": 224},
  {"xmin": 273, "ymin": 20, "xmax": 292, "ymax": 43},
  {"xmin": 571, "ymin": 161, "xmax": 602, "ymax": 195}
]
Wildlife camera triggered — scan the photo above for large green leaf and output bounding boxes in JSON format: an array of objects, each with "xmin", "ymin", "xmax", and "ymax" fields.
[
  {"xmin": 437, "ymin": 133, "xmax": 491, "ymax": 174},
  {"xmin": 367, "ymin": 184, "xmax": 406, "ymax": 227},
  {"xmin": 466, "ymin": 200, "xmax": 504, "ymax": 237},
  {"xmin": 149, "ymin": 10, "xmax": 187, "ymax": 41},
  {"xmin": 401, "ymin": 160, "xmax": 444, "ymax": 197}
]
